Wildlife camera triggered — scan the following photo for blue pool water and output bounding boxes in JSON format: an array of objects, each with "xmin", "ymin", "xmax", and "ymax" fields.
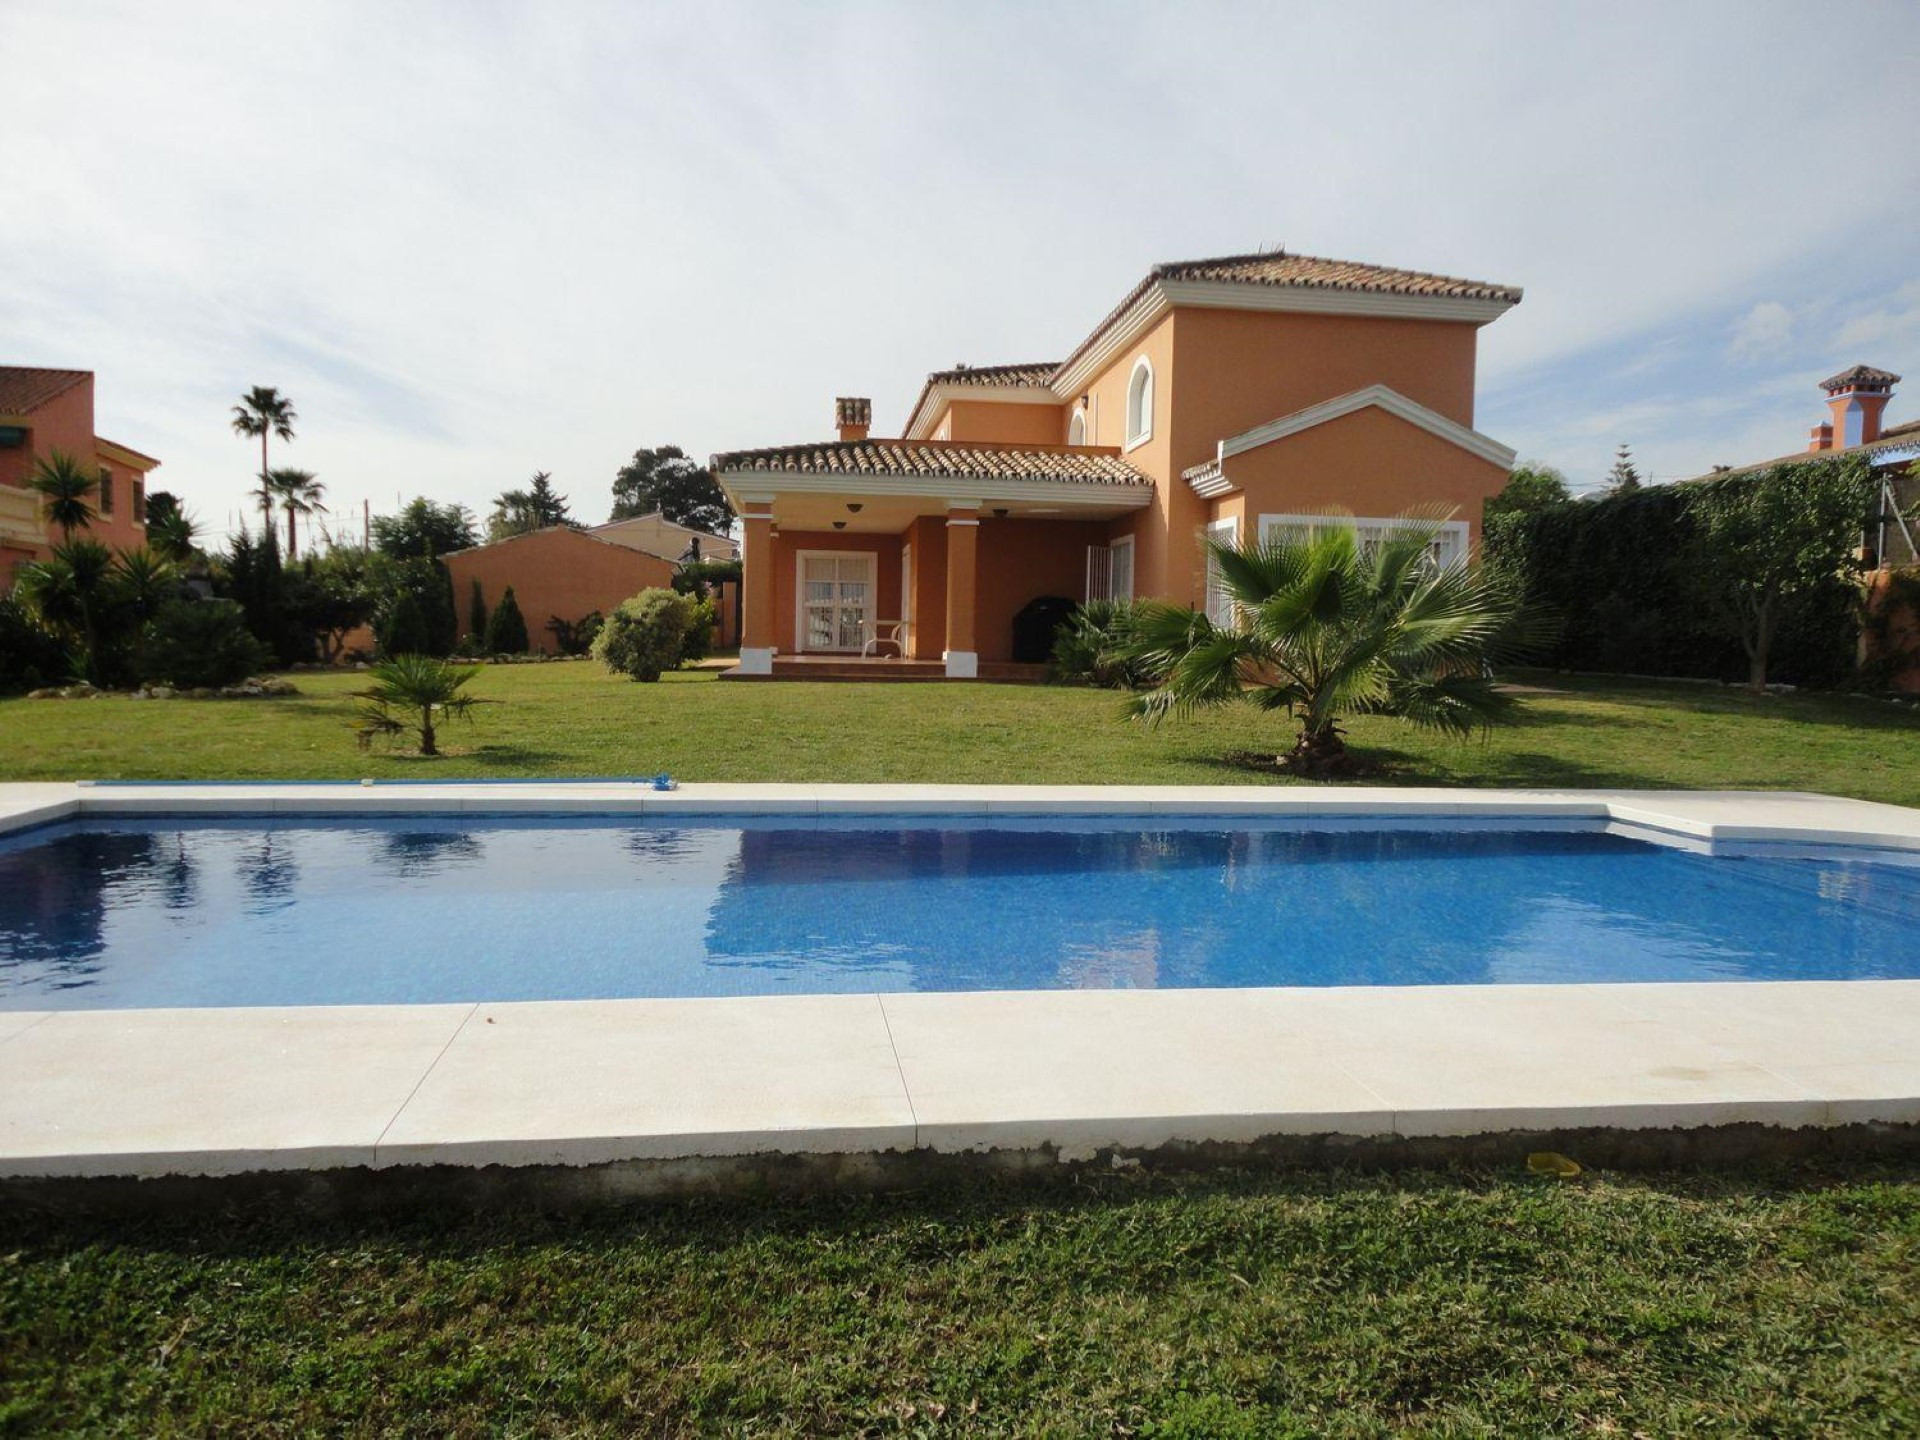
[{"xmin": 0, "ymin": 815, "xmax": 1915, "ymax": 1009}]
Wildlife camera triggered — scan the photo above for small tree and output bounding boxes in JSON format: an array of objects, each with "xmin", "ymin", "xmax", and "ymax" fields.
[
  {"xmin": 351, "ymin": 654, "xmax": 493, "ymax": 756},
  {"xmin": 26, "ymin": 450, "xmax": 99, "ymax": 540},
  {"xmin": 609, "ymin": 446, "xmax": 733, "ymax": 533},
  {"xmin": 1126, "ymin": 515, "xmax": 1541, "ymax": 776},
  {"xmin": 484, "ymin": 585, "xmax": 530, "ymax": 653},
  {"xmin": 1690, "ymin": 457, "xmax": 1875, "ymax": 691},
  {"xmin": 468, "ymin": 578, "xmax": 488, "ymax": 640},
  {"xmin": 136, "ymin": 599, "xmax": 270, "ymax": 688},
  {"xmin": 592, "ymin": 588, "xmax": 695, "ymax": 681},
  {"xmin": 15, "ymin": 540, "xmax": 122, "ymax": 684},
  {"xmin": 378, "ymin": 590, "xmax": 431, "ymax": 657},
  {"xmin": 1606, "ymin": 444, "xmax": 1644, "ymax": 496}
]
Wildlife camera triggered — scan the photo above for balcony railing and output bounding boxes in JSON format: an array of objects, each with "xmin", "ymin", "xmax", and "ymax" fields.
[{"xmin": 0, "ymin": 483, "xmax": 43, "ymax": 547}]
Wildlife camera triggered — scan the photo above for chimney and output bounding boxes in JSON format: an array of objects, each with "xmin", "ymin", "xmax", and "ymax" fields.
[
  {"xmin": 1818, "ymin": 365, "xmax": 1900, "ymax": 449},
  {"xmin": 1807, "ymin": 421, "xmax": 1833, "ymax": 453},
  {"xmin": 835, "ymin": 397, "xmax": 872, "ymax": 443}
]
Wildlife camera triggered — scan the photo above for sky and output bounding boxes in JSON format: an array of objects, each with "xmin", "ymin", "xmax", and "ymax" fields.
[{"xmin": 4, "ymin": 0, "xmax": 1918, "ymax": 545}]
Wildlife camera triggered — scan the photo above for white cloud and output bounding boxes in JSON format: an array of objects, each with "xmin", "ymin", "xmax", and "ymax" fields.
[{"xmin": 1729, "ymin": 302, "xmax": 1794, "ymax": 361}]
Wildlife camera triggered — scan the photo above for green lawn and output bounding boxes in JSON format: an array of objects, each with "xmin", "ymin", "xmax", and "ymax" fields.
[
  {"xmin": 3, "ymin": 1165, "xmax": 1915, "ymax": 1436},
  {"xmin": 2, "ymin": 661, "xmax": 1918, "ymax": 802}
]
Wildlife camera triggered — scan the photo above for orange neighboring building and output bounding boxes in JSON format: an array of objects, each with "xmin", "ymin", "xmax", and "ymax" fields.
[
  {"xmin": 443, "ymin": 521, "xmax": 740, "ymax": 655},
  {"xmin": 710, "ymin": 248, "xmax": 1522, "ymax": 677},
  {"xmin": 0, "ymin": 367, "xmax": 161, "ymax": 587}
]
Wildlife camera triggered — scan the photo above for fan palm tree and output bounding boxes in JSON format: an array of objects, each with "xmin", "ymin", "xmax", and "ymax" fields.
[
  {"xmin": 16, "ymin": 539, "xmax": 120, "ymax": 683},
  {"xmin": 230, "ymin": 386, "xmax": 297, "ymax": 527},
  {"xmin": 351, "ymin": 653, "xmax": 494, "ymax": 757},
  {"xmin": 267, "ymin": 467, "xmax": 326, "ymax": 559},
  {"xmin": 26, "ymin": 450, "xmax": 99, "ymax": 541},
  {"xmin": 1124, "ymin": 512, "xmax": 1540, "ymax": 776}
]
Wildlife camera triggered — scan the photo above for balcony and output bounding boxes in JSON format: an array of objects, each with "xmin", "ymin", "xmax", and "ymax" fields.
[{"xmin": 0, "ymin": 483, "xmax": 42, "ymax": 549}]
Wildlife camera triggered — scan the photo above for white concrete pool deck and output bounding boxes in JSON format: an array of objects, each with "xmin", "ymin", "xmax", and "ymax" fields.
[{"xmin": 1, "ymin": 782, "xmax": 1917, "ymax": 1181}]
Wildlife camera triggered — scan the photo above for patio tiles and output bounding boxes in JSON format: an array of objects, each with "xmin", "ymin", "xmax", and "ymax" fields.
[
  {"xmin": 376, "ymin": 994, "xmax": 916, "ymax": 1167},
  {"xmin": 0, "ymin": 1003, "xmax": 474, "ymax": 1177}
]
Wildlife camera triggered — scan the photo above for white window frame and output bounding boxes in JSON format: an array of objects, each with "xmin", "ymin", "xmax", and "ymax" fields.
[
  {"xmin": 1067, "ymin": 408, "xmax": 1087, "ymax": 446},
  {"xmin": 1124, "ymin": 357, "xmax": 1153, "ymax": 452},
  {"xmin": 793, "ymin": 549, "xmax": 877, "ymax": 653},
  {"xmin": 1256, "ymin": 512, "xmax": 1469, "ymax": 570},
  {"xmin": 1204, "ymin": 517, "xmax": 1239, "ymax": 626}
]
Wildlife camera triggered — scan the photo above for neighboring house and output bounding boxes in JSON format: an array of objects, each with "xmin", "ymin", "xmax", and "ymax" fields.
[
  {"xmin": 595, "ymin": 511, "xmax": 739, "ymax": 562},
  {"xmin": 1692, "ymin": 363, "xmax": 1918, "ymax": 568},
  {"xmin": 710, "ymin": 247, "xmax": 1521, "ymax": 676},
  {"xmin": 444, "ymin": 525, "xmax": 738, "ymax": 655},
  {"xmin": 0, "ymin": 367, "xmax": 161, "ymax": 587}
]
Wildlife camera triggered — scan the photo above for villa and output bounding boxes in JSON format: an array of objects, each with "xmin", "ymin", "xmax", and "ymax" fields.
[
  {"xmin": 711, "ymin": 247, "xmax": 1522, "ymax": 677},
  {"xmin": 0, "ymin": 367, "xmax": 161, "ymax": 586}
]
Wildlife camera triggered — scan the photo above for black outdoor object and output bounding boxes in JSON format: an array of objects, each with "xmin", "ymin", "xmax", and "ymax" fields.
[{"xmin": 1012, "ymin": 595, "xmax": 1077, "ymax": 664}]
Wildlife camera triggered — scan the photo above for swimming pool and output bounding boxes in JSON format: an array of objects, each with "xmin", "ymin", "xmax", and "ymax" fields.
[{"xmin": 2, "ymin": 813, "xmax": 1914, "ymax": 1009}]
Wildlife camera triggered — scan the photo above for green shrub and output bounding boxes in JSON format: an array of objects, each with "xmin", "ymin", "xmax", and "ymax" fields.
[
  {"xmin": 546, "ymin": 611, "xmax": 603, "ymax": 656},
  {"xmin": 485, "ymin": 585, "xmax": 530, "ymax": 654},
  {"xmin": 679, "ymin": 596, "xmax": 718, "ymax": 663},
  {"xmin": 467, "ymin": 578, "xmax": 487, "ymax": 639},
  {"xmin": 0, "ymin": 591, "xmax": 70, "ymax": 693},
  {"xmin": 134, "ymin": 599, "xmax": 271, "ymax": 688},
  {"xmin": 592, "ymin": 588, "xmax": 695, "ymax": 682},
  {"xmin": 377, "ymin": 590, "xmax": 430, "ymax": 657},
  {"xmin": 1051, "ymin": 600, "xmax": 1157, "ymax": 689}
]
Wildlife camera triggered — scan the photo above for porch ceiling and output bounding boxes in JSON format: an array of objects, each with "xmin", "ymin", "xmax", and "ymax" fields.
[{"xmin": 764, "ymin": 491, "xmax": 1143, "ymax": 534}]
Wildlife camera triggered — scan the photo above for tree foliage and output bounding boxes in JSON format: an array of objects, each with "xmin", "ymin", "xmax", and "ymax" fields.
[
  {"xmin": 371, "ymin": 497, "xmax": 477, "ymax": 559},
  {"xmin": 231, "ymin": 386, "xmax": 297, "ymax": 525},
  {"xmin": 26, "ymin": 450, "xmax": 98, "ymax": 541},
  {"xmin": 1606, "ymin": 444, "xmax": 1644, "ymax": 496},
  {"xmin": 1485, "ymin": 462, "xmax": 1572, "ymax": 523},
  {"xmin": 266, "ymin": 468, "xmax": 326, "ymax": 559},
  {"xmin": 135, "ymin": 599, "xmax": 269, "ymax": 688},
  {"xmin": 609, "ymin": 446, "xmax": 732, "ymax": 534},
  {"xmin": 1689, "ymin": 458, "xmax": 1876, "ymax": 690},
  {"xmin": 487, "ymin": 472, "xmax": 574, "ymax": 541}
]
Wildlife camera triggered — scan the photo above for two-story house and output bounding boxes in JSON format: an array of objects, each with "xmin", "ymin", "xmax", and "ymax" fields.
[
  {"xmin": 0, "ymin": 367, "xmax": 161, "ymax": 587},
  {"xmin": 711, "ymin": 248, "xmax": 1521, "ymax": 677}
]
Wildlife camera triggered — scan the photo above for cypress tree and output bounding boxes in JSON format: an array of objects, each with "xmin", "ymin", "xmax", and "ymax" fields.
[
  {"xmin": 485, "ymin": 585, "xmax": 530, "ymax": 654},
  {"xmin": 468, "ymin": 578, "xmax": 488, "ymax": 641}
]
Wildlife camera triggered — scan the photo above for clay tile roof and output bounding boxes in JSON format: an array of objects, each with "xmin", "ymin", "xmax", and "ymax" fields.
[
  {"xmin": 1053, "ymin": 248, "xmax": 1521, "ymax": 385},
  {"xmin": 0, "ymin": 366, "xmax": 90, "ymax": 414},
  {"xmin": 922, "ymin": 362, "xmax": 1061, "ymax": 389},
  {"xmin": 1152, "ymin": 250, "xmax": 1523, "ymax": 303},
  {"xmin": 711, "ymin": 438, "xmax": 1152, "ymax": 487},
  {"xmin": 1820, "ymin": 364, "xmax": 1902, "ymax": 392}
]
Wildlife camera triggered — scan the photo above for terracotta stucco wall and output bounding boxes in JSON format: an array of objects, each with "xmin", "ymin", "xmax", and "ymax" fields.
[
  {"xmin": 445, "ymin": 529, "xmax": 677, "ymax": 654},
  {"xmin": 972, "ymin": 517, "xmax": 1109, "ymax": 661},
  {"xmin": 934, "ymin": 399, "xmax": 1067, "ymax": 446},
  {"xmin": 905, "ymin": 515, "xmax": 946, "ymax": 660},
  {"xmin": 1074, "ymin": 311, "xmax": 1182, "ymax": 600},
  {"xmin": 1212, "ymin": 405, "xmax": 1507, "ymax": 549},
  {"xmin": 769, "ymin": 529, "xmax": 904, "ymax": 655}
]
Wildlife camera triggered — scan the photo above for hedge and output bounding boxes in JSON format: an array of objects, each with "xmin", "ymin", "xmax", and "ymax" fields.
[{"xmin": 1485, "ymin": 458, "xmax": 1869, "ymax": 688}]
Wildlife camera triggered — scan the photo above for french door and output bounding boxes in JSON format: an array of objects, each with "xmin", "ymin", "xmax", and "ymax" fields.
[{"xmin": 796, "ymin": 551, "xmax": 875, "ymax": 652}]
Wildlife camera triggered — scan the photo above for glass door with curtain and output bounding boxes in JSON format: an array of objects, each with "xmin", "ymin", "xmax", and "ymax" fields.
[{"xmin": 798, "ymin": 551, "xmax": 875, "ymax": 652}]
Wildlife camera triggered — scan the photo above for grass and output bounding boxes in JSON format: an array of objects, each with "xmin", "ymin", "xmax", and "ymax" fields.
[
  {"xmin": 4, "ymin": 665, "xmax": 1917, "ymax": 1432},
  {"xmin": 1, "ymin": 661, "xmax": 1918, "ymax": 801},
  {"xmin": 2, "ymin": 1164, "xmax": 1916, "ymax": 1436}
]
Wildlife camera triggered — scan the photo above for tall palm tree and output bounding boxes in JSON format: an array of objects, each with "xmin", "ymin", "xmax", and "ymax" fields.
[
  {"xmin": 267, "ymin": 468, "xmax": 326, "ymax": 559},
  {"xmin": 26, "ymin": 450, "xmax": 99, "ymax": 541},
  {"xmin": 230, "ymin": 386, "xmax": 297, "ymax": 527},
  {"xmin": 1124, "ymin": 513, "xmax": 1540, "ymax": 776}
]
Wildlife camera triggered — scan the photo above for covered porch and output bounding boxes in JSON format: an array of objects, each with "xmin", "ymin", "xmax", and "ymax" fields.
[{"xmin": 713, "ymin": 437, "xmax": 1154, "ymax": 679}]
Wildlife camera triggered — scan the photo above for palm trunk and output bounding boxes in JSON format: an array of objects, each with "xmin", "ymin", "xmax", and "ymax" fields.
[
  {"xmin": 286, "ymin": 506, "xmax": 298, "ymax": 561},
  {"xmin": 420, "ymin": 704, "xmax": 437, "ymax": 756},
  {"xmin": 1285, "ymin": 722, "xmax": 1355, "ymax": 778}
]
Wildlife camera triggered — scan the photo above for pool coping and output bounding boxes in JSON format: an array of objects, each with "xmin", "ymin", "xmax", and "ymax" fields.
[{"xmin": 1, "ymin": 782, "xmax": 1918, "ymax": 1192}]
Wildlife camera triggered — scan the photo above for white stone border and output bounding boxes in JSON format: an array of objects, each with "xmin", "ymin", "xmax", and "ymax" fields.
[{"xmin": 1, "ymin": 783, "xmax": 1917, "ymax": 1181}]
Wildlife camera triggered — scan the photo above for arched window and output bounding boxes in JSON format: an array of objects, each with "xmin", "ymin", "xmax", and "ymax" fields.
[
  {"xmin": 1125, "ymin": 358, "xmax": 1153, "ymax": 448},
  {"xmin": 1067, "ymin": 408, "xmax": 1087, "ymax": 446}
]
